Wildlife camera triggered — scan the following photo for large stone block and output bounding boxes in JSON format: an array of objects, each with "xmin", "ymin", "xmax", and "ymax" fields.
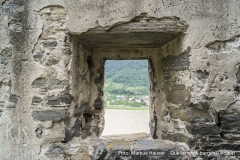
[
  {"xmin": 219, "ymin": 112, "xmax": 240, "ymax": 133},
  {"xmin": 64, "ymin": 119, "xmax": 81, "ymax": 142},
  {"xmin": 202, "ymin": 143, "xmax": 240, "ymax": 151},
  {"xmin": 31, "ymin": 109, "xmax": 66, "ymax": 121},
  {"xmin": 162, "ymin": 50, "xmax": 189, "ymax": 72},
  {"xmin": 166, "ymin": 84, "xmax": 190, "ymax": 105},
  {"xmin": 168, "ymin": 107, "xmax": 213, "ymax": 123},
  {"xmin": 46, "ymin": 92, "xmax": 73, "ymax": 106},
  {"xmin": 223, "ymin": 134, "xmax": 240, "ymax": 141},
  {"xmin": 188, "ymin": 123, "xmax": 219, "ymax": 135},
  {"xmin": 165, "ymin": 133, "xmax": 195, "ymax": 147},
  {"xmin": 197, "ymin": 135, "xmax": 223, "ymax": 151},
  {"xmin": 105, "ymin": 139, "xmax": 188, "ymax": 160},
  {"xmin": 3, "ymin": 3, "xmax": 23, "ymax": 10},
  {"xmin": 221, "ymin": 143, "xmax": 240, "ymax": 151},
  {"xmin": 76, "ymin": 15, "xmax": 188, "ymax": 48},
  {"xmin": 32, "ymin": 77, "xmax": 68, "ymax": 90}
]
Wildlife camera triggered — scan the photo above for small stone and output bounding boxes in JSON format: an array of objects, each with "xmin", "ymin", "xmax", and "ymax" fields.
[
  {"xmin": 162, "ymin": 110, "xmax": 168, "ymax": 116},
  {"xmin": 44, "ymin": 56, "xmax": 60, "ymax": 66},
  {"xmin": 0, "ymin": 49, "xmax": 12, "ymax": 65},
  {"xmin": 32, "ymin": 96, "xmax": 42, "ymax": 104},
  {"xmin": 35, "ymin": 128, "xmax": 42, "ymax": 138},
  {"xmin": 8, "ymin": 94, "xmax": 18, "ymax": 104},
  {"xmin": 93, "ymin": 97, "xmax": 103, "ymax": 109},
  {"xmin": 45, "ymin": 144, "xmax": 65, "ymax": 155},
  {"xmin": 9, "ymin": 23, "xmax": 23, "ymax": 32},
  {"xmin": 197, "ymin": 70, "xmax": 209, "ymax": 80},
  {"xmin": 33, "ymin": 50, "xmax": 44, "ymax": 61},
  {"xmin": 62, "ymin": 49, "xmax": 71, "ymax": 55},
  {"xmin": 42, "ymin": 41, "xmax": 58, "ymax": 47},
  {"xmin": 206, "ymin": 42, "xmax": 221, "ymax": 51},
  {"xmin": 94, "ymin": 76, "xmax": 103, "ymax": 84},
  {"xmin": 1, "ymin": 57, "xmax": 10, "ymax": 65},
  {"xmin": 94, "ymin": 143, "xmax": 107, "ymax": 160},
  {"xmin": 200, "ymin": 102, "xmax": 210, "ymax": 110}
]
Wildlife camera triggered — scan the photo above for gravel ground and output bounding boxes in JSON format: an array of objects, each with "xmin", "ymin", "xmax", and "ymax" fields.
[{"xmin": 101, "ymin": 109, "xmax": 150, "ymax": 136}]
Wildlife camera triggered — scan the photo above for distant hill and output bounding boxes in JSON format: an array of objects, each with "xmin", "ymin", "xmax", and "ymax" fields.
[{"xmin": 104, "ymin": 60, "xmax": 149, "ymax": 95}]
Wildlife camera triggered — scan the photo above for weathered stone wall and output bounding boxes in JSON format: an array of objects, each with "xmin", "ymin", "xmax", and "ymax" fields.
[{"xmin": 1, "ymin": 0, "xmax": 240, "ymax": 159}]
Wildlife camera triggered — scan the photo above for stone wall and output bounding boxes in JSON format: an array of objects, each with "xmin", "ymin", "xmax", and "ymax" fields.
[{"xmin": 1, "ymin": 0, "xmax": 240, "ymax": 159}]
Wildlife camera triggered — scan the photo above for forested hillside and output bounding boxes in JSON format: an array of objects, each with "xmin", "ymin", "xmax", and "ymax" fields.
[{"xmin": 104, "ymin": 60, "xmax": 149, "ymax": 96}]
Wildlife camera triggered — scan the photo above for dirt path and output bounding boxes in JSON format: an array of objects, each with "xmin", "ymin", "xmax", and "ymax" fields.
[{"xmin": 101, "ymin": 109, "xmax": 150, "ymax": 136}]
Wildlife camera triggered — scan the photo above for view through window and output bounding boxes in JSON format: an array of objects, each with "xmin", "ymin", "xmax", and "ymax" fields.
[{"xmin": 102, "ymin": 60, "xmax": 150, "ymax": 136}]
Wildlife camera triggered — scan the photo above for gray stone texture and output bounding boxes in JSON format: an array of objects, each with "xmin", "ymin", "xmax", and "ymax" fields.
[
  {"xmin": 219, "ymin": 112, "xmax": 240, "ymax": 133},
  {"xmin": 45, "ymin": 144, "xmax": 65, "ymax": 155},
  {"xmin": 8, "ymin": 94, "xmax": 19, "ymax": 104},
  {"xmin": 188, "ymin": 123, "xmax": 219, "ymax": 135},
  {"xmin": 162, "ymin": 49, "xmax": 190, "ymax": 72},
  {"xmin": 31, "ymin": 96, "xmax": 42, "ymax": 104},
  {"xmin": 31, "ymin": 110, "xmax": 66, "ymax": 121},
  {"xmin": 0, "ymin": 48, "xmax": 12, "ymax": 66},
  {"xmin": 46, "ymin": 92, "xmax": 73, "ymax": 106},
  {"xmin": 166, "ymin": 84, "xmax": 190, "ymax": 105},
  {"xmin": 32, "ymin": 77, "xmax": 68, "ymax": 90},
  {"xmin": 164, "ymin": 133, "xmax": 195, "ymax": 147},
  {"xmin": 168, "ymin": 107, "xmax": 213, "ymax": 123},
  {"xmin": 64, "ymin": 118, "xmax": 81, "ymax": 142}
]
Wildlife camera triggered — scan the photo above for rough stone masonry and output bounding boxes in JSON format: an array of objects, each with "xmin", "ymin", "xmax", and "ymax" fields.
[{"xmin": 1, "ymin": 0, "xmax": 240, "ymax": 159}]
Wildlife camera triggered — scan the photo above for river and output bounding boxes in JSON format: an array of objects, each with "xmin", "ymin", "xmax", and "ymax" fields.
[{"xmin": 102, "ymin": 109, "xmax": 150, "ymax": 136}]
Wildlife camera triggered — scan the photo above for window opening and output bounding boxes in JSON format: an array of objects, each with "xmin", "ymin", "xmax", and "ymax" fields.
[{"xmin": 102, "ymin": 60, "xmax": 150, "ymax": 136}]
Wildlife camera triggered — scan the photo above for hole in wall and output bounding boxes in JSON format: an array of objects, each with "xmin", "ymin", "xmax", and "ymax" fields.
[
  {"xmin": 102, "ymin": 60, "xmax": 150, "ymax": 136},
  {"xmin": 87, "ymin": 55, "xmax": 92, "ymax": 68}
]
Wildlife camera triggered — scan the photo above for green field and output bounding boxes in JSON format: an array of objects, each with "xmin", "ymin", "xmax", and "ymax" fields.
[{"xmin": 104, "ymin": 82, "xmax": 149, "ymax": 96}]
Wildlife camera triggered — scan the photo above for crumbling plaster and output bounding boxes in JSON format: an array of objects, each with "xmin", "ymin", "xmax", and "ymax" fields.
[{"xmin": 1, "ymin": 0, "xmax": 240, "ymax": 159}]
